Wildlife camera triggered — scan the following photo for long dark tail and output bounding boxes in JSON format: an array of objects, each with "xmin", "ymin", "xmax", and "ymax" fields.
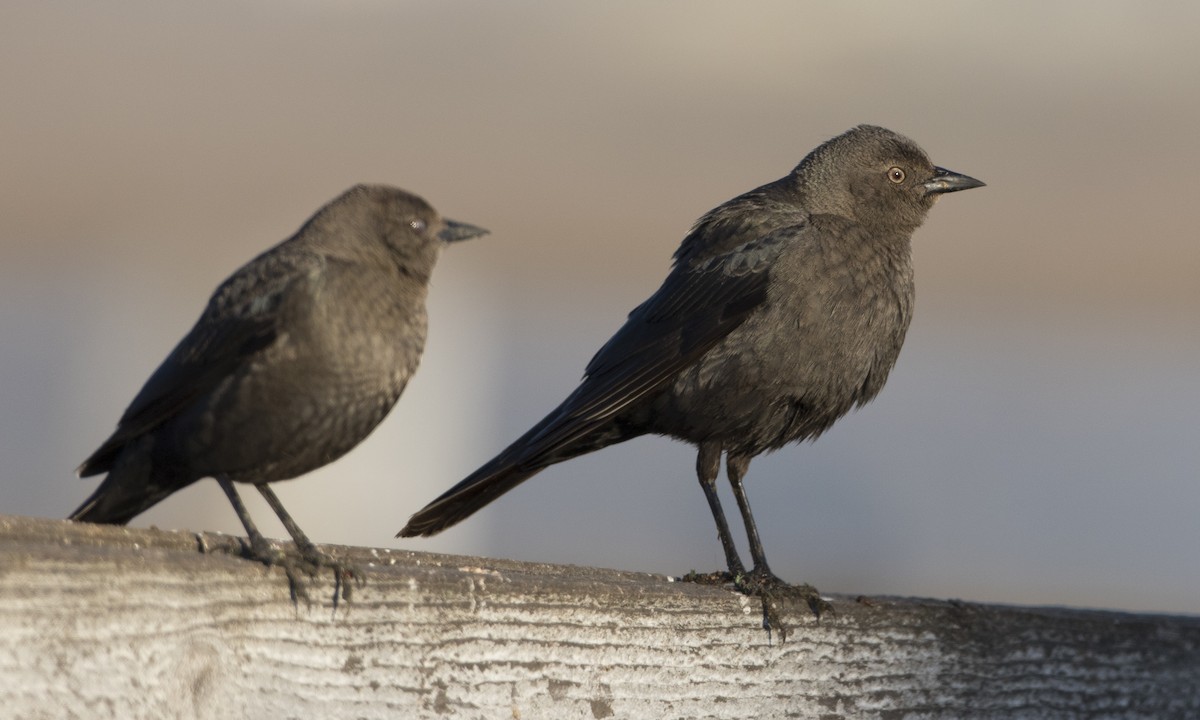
[
  {"xmin": 70, "ymin": 445, "xmax": 183, "ymax": 525},
  {"xmin": 69, "ymin": 477, "xmax": 149, "ymax": 525},
  {"xmin": 398, "ymin": 403, "xmax": 636, "ymax": 538}
]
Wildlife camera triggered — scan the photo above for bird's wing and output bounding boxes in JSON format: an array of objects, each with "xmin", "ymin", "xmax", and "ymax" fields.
[
  {"xmin": 78, "ymin": 251, "xmax": 326, "ymax": 475},
  {"xmin": 526, "ymin": 226, "xmax": 797, "ymax": 453},
  {"xmin": 397, "ymin": 225, "xmax": 800, "ymax": 537}
]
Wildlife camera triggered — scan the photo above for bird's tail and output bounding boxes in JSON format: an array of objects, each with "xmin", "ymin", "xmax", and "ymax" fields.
[
  {"xmin": 398, "ymin": 407, "xmax": 634, "ymax": 538},
  {"xmin": 69, "ymin": 444, "xmax": 180, "ymax": 525},
  {"xmin": 69, "ymin": 479, "xmax": 147, "ymax": 525}
]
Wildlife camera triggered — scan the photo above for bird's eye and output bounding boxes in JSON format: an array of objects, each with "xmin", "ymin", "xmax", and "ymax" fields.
[
  {"xmin": 409, "ymin": 219, "xmax": 427, "ymax": 232},
  {"xmin": 887, "ymin": 167, "xmax": 906, "ymax": 184}
]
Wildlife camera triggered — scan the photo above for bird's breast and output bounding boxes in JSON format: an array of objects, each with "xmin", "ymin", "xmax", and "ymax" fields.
[{"xmin": 654, "ymin": 231, "xmax": 914, "ymax": 453}]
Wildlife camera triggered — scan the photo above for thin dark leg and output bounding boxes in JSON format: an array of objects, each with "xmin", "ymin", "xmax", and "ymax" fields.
[
  {"xmin": 256, "ymin": 484, "xmax": 363, "ymax": 605},
  {"xmin": 726, "ymin": 453, "xmax": 771, "ymax": 576},
  {"xmin": 218, "ymin": 477, "xmax": 346, "ymax": 607},
  {"xmin": 217, "ymin": 476, "xmax": 283, "ymax": 563},
  {"xmin": 724, "ymin": 454, "xmax": 829, "ymax": 638},
  {"xmin": 256, "ymin": 484, "xmax": 317, "ymax": 555},
  {"xmin": 696, "ymin": 443, "xmax": 746, "ymax": 577},
  {"xmin": 217, "ymin": 476, "xmax": 317, "ymax": 604}
]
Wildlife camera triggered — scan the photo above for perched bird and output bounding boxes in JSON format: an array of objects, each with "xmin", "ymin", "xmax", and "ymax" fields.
[
  {"xmin": 73, "ymin": 184, "xmax": 487, "ymax": 594},
  {"xmin": 401, "ymin": 126, "xmax": 983, "ymax": 603}
]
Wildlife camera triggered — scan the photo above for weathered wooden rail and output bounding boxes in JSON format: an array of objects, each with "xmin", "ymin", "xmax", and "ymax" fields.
[{"xmin": 1, "ymin": 514, "xmax": 1197, "ymax": 719}]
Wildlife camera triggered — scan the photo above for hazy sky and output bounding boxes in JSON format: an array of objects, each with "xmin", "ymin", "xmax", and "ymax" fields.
[{"xmin": 2, "ymin": 2, "xmax": 1198, "ymax": 615}]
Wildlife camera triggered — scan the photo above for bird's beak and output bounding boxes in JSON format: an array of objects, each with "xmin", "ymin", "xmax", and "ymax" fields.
[
  {"xmin": 439, "ymin": 219, "xmax": 489, "ymax": 243},
  {"xmin": 923, "ymin": 167, "xmax": 986, "ymax": 196}
]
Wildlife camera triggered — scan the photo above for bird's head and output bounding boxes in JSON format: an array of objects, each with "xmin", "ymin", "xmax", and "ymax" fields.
[
  {"xmin": 314, "ymin": 184, "xmax": 488, "ymax": 271},
  {"xmin": 793, "ymin": 125, "xmax": 984, "ymax": 235}
]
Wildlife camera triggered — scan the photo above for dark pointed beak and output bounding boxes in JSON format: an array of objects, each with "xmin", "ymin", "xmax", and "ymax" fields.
[
  {"xmin": 438, "ymin": 219, "xmax": 490, "ymax": 243},
  {"xmin": 923, "ymin": 167, "xmax": 986, "ymax": 196}
]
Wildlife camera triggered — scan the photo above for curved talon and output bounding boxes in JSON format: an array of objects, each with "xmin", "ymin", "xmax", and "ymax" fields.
[
  {"xmin": 212, "ymin": 529, "xmax": 367, "ymax": 609},
  {"xmin": 288, "ymin": 545, "xmax": 366, "ymax": 611},
  {"xmin": 729, "ymin": 569, "xmax": 830, "ymax": 642}
]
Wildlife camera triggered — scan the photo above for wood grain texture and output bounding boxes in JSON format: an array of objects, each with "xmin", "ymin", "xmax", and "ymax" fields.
[{"xmin": 1, "ymin": 514, "xmax": 1197, "ymax": 719}]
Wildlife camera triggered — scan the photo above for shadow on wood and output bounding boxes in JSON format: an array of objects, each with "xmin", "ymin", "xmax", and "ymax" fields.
[{"xmin": 1, "ymin": 514, "xmax": 1197, "ymax": 719}]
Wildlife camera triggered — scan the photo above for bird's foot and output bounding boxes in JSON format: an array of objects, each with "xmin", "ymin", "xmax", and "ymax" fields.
[
  {"xmin": 291, "ymin": 540, "xmax": 366, "ymax": 610},
  {"xmin": 228, "ymin": 534, "xmax": 319, "ymax": 605},
  {"xmin": 199, "ymin": 531, "xmax": 363, "ymax": 610},
  {"xmin": 732, "ymin": 567, "xmax": 832, "ymax": 643}
]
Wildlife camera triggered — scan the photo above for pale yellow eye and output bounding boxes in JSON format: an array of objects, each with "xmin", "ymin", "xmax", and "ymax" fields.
[{"xmin": 887, "ymin": 166, "xmax": 906, "ymax": 184}]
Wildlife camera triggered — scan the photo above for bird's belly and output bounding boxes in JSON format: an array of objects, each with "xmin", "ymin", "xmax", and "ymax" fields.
[
  {"xmin": 180, "ymin": 355, "xmax": 407, "ymax": 483},
  {"xmin": 653, "ymin": 319, "xmax": 895, "ymax": 454}
]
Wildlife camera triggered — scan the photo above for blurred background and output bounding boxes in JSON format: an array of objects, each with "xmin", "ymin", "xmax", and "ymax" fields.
[{"xmin": 2, "ymin": 2, "xmax": 1197, "ymax": 615}]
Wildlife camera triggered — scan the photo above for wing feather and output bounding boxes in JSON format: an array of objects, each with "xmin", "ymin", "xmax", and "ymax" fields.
[{"xmin": 78, "ymin": 252, "xmax": 325, "ymax": 475}]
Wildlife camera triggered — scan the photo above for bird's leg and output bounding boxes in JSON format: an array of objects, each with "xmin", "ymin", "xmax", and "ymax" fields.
[
  {"xmin": 725, "ymin": 454, "xmax": 775, "ymax": 580},
  {"xmin": 695, "ymin": 443, "xmax": 747, "ymax": 579},
  {"xmin": 256, "ymin": 484, "xmax": 363, "ymax": 605},
  {"xmin": 726, "ymin": 454, "xmax": 830, "ymax": 637},
  {"xmin": 217, "ymin": 477, "xmax": 286, "ymax": 565},
  {"xmin": 253, "ymin": 483, "xmax": 319, "ymax": 560},
  {"xmin": 216, "ymin": 476, "xmax": 311, "ymax": 603}
]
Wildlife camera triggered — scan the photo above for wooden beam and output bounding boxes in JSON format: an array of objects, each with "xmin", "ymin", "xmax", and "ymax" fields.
[{"xmin": 1, "ymin": 514, "xmax": 1197, "ymax": 718}]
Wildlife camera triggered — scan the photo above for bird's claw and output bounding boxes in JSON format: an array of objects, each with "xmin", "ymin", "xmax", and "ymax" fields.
[
  {"xmin": 732, "ymin": 568, "xmax": 832, "ymax": 643},
  {"xmin": 222, "ymin": 535, "xmax": 362, "ymax": 610},
  {"xmin": 292, "ymin": 541, "xmax": 366, "ymax": 609}
]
